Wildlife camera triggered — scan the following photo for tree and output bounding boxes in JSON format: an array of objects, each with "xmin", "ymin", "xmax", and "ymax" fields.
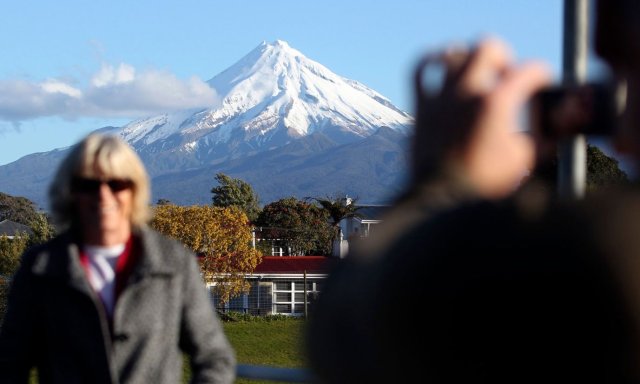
[
  {"xmin": 586, "ymin": 144, "xmax": 629, "ymax": 190},
  {"xmin": 308, "ymin": 194, "xmax": 362, "ymax": 246},
  {"xmin": 0, "ymin": 192, "xmax": 40, "ymax": 225},
  {"xmin": 255, "ymin": 197, "xmax": 333, "ymax": 256},
  {"xmin": 528, "ymin": 143, "xmax": 629, "ymax": 193},
  {"xmin": 0, "ymin": 195, "xmax": 54, "ymax": 279},
  {"xmin": 27, "ymin": 212, "xmax": 56, "ymax": 247},
  {"xmin": 0, "ymin": 233, "xmax": 28, "ymax": 276},
  {"xmin": 151, "ymin": 204, "xmax": 262, "ymax": 304},
  {"xmin": 211, "ymin": 173, "xmax": 261, "ymax": 222}
]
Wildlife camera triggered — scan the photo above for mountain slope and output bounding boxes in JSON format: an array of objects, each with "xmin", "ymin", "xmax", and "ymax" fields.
[{"xmin": 151, "ymin": 126, "xmax": 410, "ymax": 206}]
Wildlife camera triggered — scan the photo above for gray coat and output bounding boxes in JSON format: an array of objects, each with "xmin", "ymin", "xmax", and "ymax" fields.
[{"xmin": 0, "ymin": 226, "xmax": 236, "ymax": 384}]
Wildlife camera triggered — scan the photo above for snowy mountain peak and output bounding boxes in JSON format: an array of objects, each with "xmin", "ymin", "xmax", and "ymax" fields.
[
  {"xmin": 272, "ymin": 39, "xmax": 290, "ymax": 48},
  {"xmin": 116, "ymin": 39, "xmax": 413, "ymax": 165},
  {"xmin": 0, "ymin": 40, "xmax": 414, "ymax": 208},
  {"xmin": 262, "ymin": 39, "xmax": 294, "ymax": 52},
  {"xmin": 258, "ymin": 39, "xmax": 296, "ymax": 56}
]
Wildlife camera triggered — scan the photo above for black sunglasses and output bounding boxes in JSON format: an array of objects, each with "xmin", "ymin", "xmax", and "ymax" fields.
[{"xmin": 71, "ymin": 177, "xmax": 134, "ymax": 194}]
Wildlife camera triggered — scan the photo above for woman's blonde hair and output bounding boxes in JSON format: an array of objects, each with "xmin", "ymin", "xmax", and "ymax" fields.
[{"xmin": 49, "ymin": 133, "xmax": 151, "ymax": 230}]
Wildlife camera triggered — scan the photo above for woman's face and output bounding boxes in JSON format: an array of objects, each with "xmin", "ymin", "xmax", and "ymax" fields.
[{"xmin": 72, "ymin": 174, "xmax": 134, "ymax": 245}]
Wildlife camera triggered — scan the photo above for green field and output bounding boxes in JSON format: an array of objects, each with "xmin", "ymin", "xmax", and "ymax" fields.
[
  {"xmin": 225, "ymin": 318, "xmax": 308, "ymax": 384},
  {"xmin": 183, "ymin": 317, "xmax": 309, "ymax": 384}
]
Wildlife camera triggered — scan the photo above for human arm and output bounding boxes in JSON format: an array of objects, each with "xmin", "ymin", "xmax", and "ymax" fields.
[
  {"xmin": 411, "ymin": 37, "xmax": 552, "ymax": 198},
  {"xmin": 348, "ymin": 38, "xmax": 553, "ymax": 261}
]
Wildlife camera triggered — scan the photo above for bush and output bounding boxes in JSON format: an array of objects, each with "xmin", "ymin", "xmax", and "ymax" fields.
[{"xmin": 219, "ymin": 311, "xmax": 304, "ymax": 322}]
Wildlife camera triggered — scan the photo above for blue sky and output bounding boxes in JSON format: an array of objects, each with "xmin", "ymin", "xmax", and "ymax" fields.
[{"xmin": 0, "ymin": 0, "xmax": 572, "ymax": 165}]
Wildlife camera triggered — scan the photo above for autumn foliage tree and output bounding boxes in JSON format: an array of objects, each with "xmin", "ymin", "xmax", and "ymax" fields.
[{"xmin": 151, "ymin": 204, "xmax": 262, "ymax": 304}]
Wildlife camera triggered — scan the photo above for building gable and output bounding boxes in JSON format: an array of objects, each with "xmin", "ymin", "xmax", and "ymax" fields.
[{"xmin": 0, "ymin": 220, "xmax": 34, "ymax": 238}]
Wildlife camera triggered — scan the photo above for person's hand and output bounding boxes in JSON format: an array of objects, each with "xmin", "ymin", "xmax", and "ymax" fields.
[{"xmin": 412, "ymin": 37, "xmax": 552, "ymax": 198}]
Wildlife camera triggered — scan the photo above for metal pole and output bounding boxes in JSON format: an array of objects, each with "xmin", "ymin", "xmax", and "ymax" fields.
[
  {"xmin": 303, "ymin": 270, "xmax": 308, "ymax": 319},
  {"xmin": 252, "ymin": 227, "xmax": 256, "ymax": 249},
  {"xmin": 559, "ymin": 0, "xmax": 589, "ymax": 199}
]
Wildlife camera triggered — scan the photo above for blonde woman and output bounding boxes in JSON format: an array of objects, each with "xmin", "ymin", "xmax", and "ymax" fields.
[{"xmin": 0, "ymin": 133, "xmax": 236, "ymax": 384}]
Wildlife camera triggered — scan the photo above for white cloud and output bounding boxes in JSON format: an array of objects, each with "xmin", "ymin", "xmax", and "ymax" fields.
[
  {"xmin": 92, "ymin": 63, "xmax": 135, "ymax": 87},
  {"xmin": 41, "ymin": 79, "xmax": 82, "ymax": 98},
  {"xmin": 0, "ymin": 63, "xmax": 220, "ymax": 122}
]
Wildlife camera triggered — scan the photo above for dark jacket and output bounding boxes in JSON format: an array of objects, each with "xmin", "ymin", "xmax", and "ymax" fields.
[
  {"xmin": 0, "ymin": 226, "xmax": 236, "ymax": 384},
  {"xmin": 308, "ymin": 185, "xmax": 640, "ymax": 383}
]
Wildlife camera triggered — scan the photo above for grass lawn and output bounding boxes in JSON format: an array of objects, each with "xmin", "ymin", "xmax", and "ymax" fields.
[{"xmin": 183, "ymin": 318, "xmax": 308, "ymax": 384}]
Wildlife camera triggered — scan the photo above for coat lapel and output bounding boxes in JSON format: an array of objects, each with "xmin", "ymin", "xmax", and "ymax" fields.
[{"xmin": 127, "ymin": 227, "xmax": 175, "ymax": 282}]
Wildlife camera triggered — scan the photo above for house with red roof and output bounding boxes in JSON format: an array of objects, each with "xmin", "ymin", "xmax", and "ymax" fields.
[
  {"xmin": 206, "ymin": 202, "xmax": 388, "ymax": 316},
  {"xmin": 208, "ymin": 256, "xmax": 338, "ymax": 316}
]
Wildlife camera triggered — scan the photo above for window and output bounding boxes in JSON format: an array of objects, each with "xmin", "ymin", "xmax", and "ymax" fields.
[
  {"xmin": 272, "ymin": 279, "xmax": 321, "ymax": 316},
  {"xmin": 208, "ymin": 278, "xmax": 326, "ymax": 316}
]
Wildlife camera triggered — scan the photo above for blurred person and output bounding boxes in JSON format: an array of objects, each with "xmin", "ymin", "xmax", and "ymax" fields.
[
  {"xmin": 306, "ymin": 1, "xmax": 640, "ymax": 383},
  {"xmin": 0, "ymin": 133, "xmax": 236, "ymax": 384},
  {"xmin": 350, "ymin": 37, "xmax": 549, "ymax": 262}
]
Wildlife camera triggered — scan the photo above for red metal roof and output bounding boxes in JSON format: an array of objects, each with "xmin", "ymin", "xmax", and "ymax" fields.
[{"xmin": 253, "ymin": 256, "xmax": 336, "ymax": 274}]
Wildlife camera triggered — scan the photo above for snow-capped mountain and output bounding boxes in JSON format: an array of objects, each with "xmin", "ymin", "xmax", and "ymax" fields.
[
  {"xmin": 0, "ymin": 40, "xmax": 414, "ymax": 208},
  {"xmin": 107, "ymin": 40, "xmax": 412, "ymax": 172}
]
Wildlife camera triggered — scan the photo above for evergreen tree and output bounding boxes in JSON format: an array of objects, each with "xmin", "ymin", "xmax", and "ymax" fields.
[
  {"xmin": 211, "ymin": 173, "xmax": 261, "ymax": 222},
  {"xmin": 255, "ymin": 197, "xmax": 333, "ymax": 256},
  {"xmin": 27, "ymin": 212, "xmax": 55, "ymax": 247},
  {"xmin": 528, "ymin": 143, "xmax": 629, "ymax": 193},
  {"xmin": 586, "ymin": 144, "xmax": 629, "ymax": 190}
]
